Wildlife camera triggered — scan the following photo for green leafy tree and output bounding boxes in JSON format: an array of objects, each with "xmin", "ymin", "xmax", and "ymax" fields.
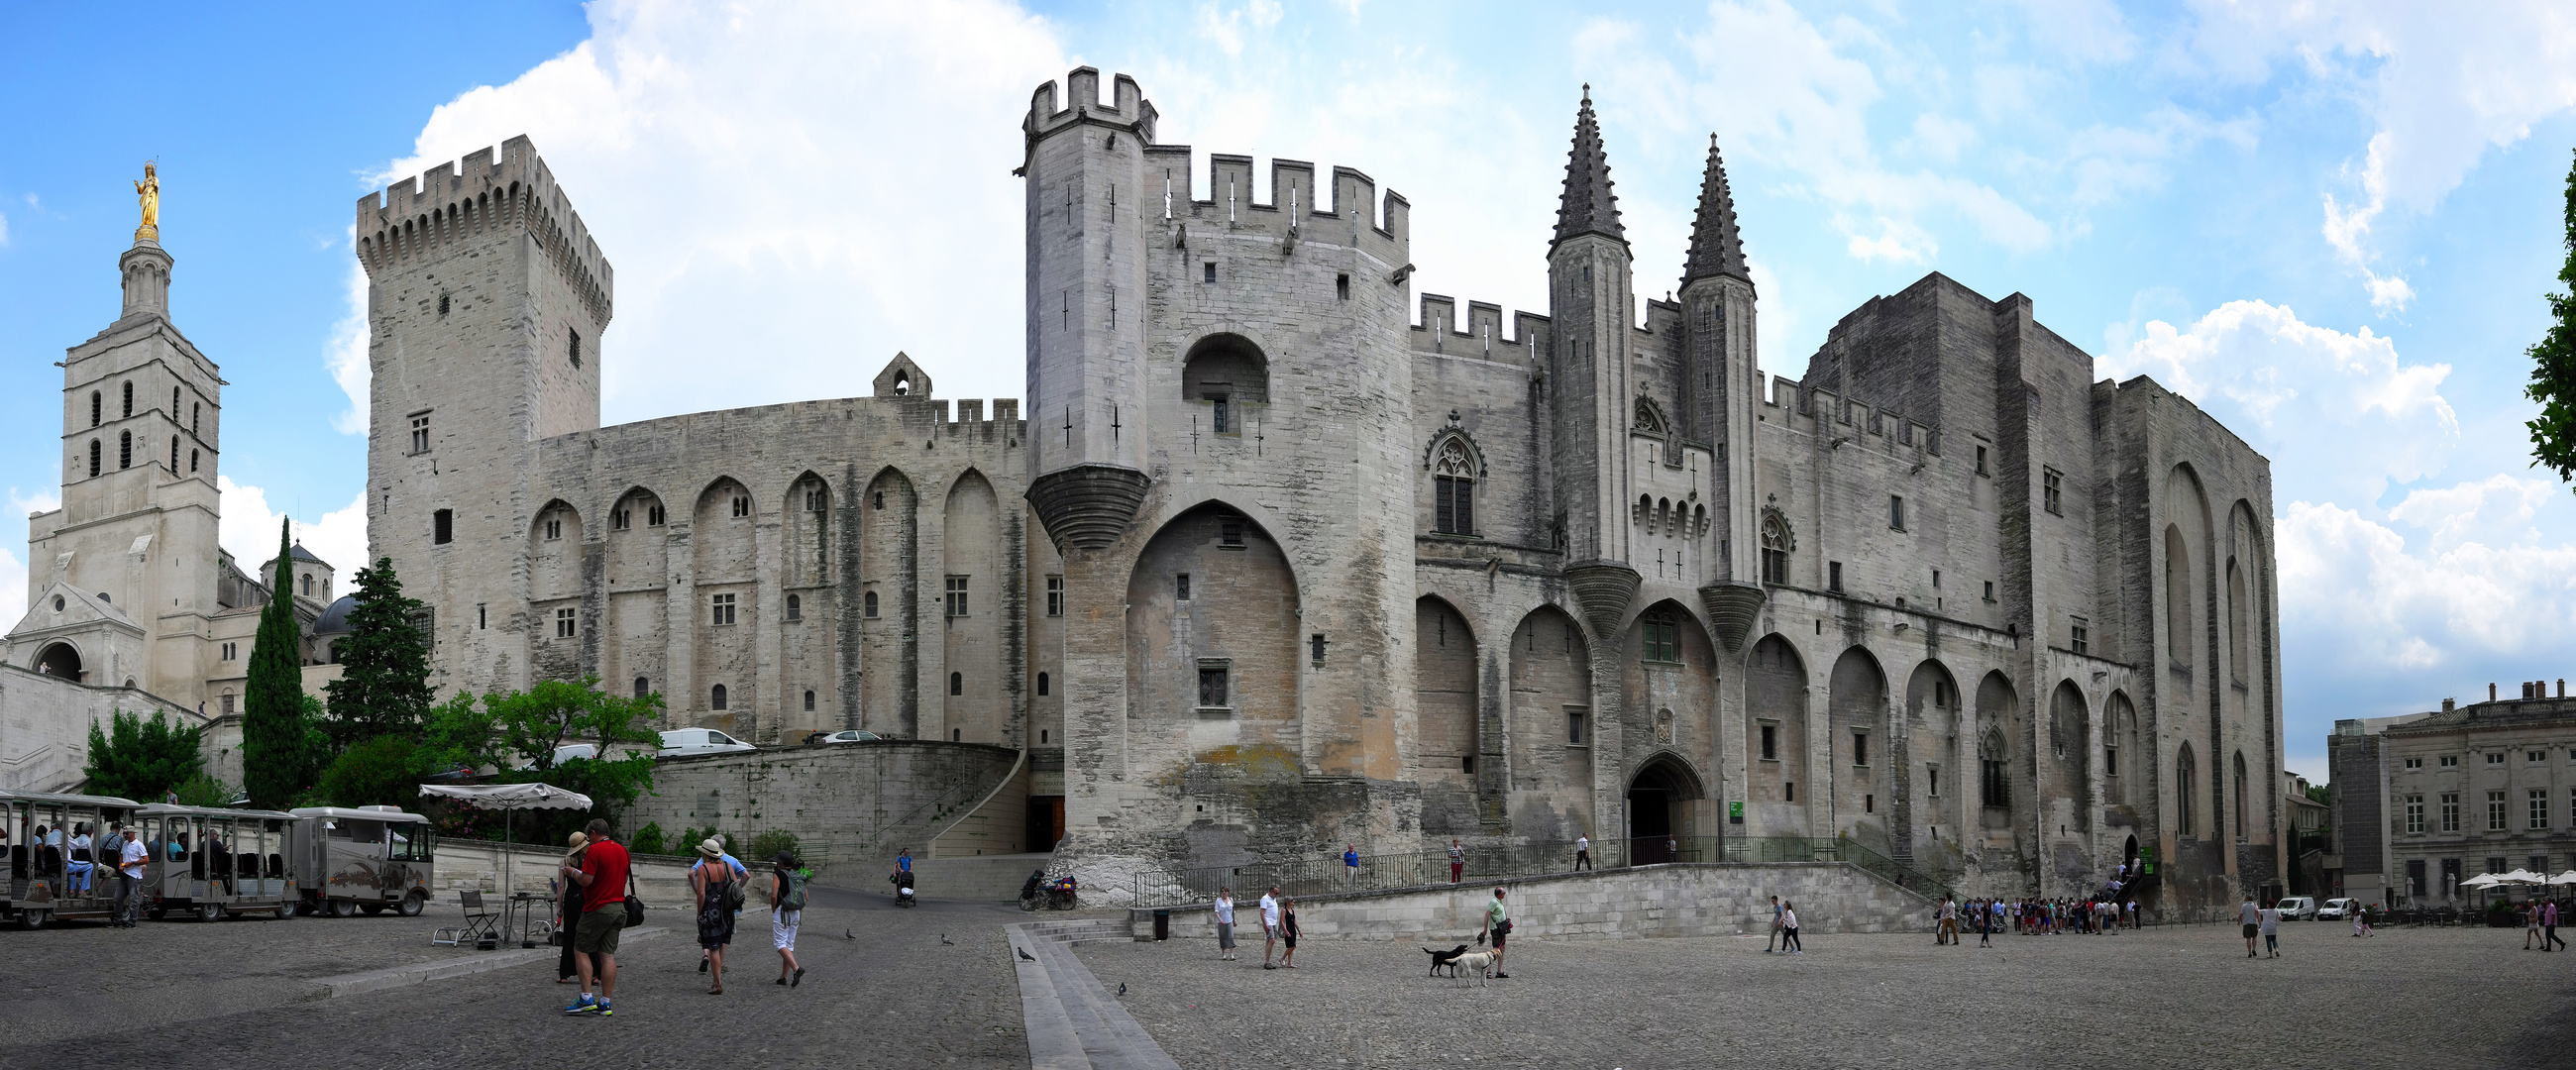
[
  {"xmin": 630, "ymin": 822, "xmax": 667, "ymax": 856},
  {"xmin": 2526, "ymin": 150, "xmax": 2576, "ymax": 482},
  {"xmin": 317, "ymin": 734, "xmax": 425, "ymax": 811},
  {"xmin": 242, "ymin": 519, "xmax": 323, "ymax": 808},
  {"xmin": 171, "ymin": 775, "xmax": 234, "ymax": 807},
  {"xmin": 81, "ymin": 708, "xmax": 204, "ymax": 802},
  {"xmin": 321, "ymin": 558, "xmax": 433, "ymax": 751},
  {"xmin": 412, "ymin": 679, "xmax": 663, "ymax": 844}
]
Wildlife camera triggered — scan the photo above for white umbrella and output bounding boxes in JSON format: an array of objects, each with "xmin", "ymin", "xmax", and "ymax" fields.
[
  {"xmin": 2498, "ymin": 869, "xmax": 2547, "ymax": 886},
  {"xmin": 2551, "ymin": 871, "xmax": 2576, "ymax": 887},
  {"xmin": 418, "ymin": 782, "xmax": 594, "ymax": 906},
  {"xmin": 2462, "ymin": 873, "xmax": 2504, "ymax": 888}
]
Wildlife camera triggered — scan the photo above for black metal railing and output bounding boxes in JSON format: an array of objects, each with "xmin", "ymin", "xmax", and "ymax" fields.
[{"xmin": 1130, "ymin": 834, "xmax": 1955, "ymax": 908}]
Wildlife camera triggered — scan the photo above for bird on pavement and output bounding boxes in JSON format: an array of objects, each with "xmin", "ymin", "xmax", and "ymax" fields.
[
  {"xmin": 1017, "ymin": 947, "xmax": 1037, "ymax": 961},
  {"xmin": 939, "ymin": 933, "xmax": 955, "ymax": 945},
  {"xmin": 844, "ymin": 928, "xmax": 857, "ymax": 940},
  {"xmin": 1117, "ymin": 983, "xmax": 1127, "ymax": 997}
]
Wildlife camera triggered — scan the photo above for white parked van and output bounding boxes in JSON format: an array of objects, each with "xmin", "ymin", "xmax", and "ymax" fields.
[
  {"xmin": 658, "ymin": 728, "xmax": 755, "ymax": 758},
  {"xmin": 2276, "ymin": 896, "xmax": 2317, "ymax": 920}
]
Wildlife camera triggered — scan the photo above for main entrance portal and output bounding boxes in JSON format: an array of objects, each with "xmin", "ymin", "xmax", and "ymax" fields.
[{"xmin": 1626, "ymin": 757, "xmax": 1701, "ymax": 865}]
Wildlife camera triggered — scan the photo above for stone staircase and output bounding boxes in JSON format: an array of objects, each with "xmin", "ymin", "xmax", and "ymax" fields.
[{"xmin": 1008, "ymin": 918, "xmax": 1180, "ymax": 1070}]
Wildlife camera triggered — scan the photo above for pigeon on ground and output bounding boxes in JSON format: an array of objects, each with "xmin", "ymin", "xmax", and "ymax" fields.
[
  {"xmin": 844, "ymin": 928, "xmax": 857, "ymax": 940},
  {"xmin": 1017, "ymin": 947, "xmax": 1037, "ymax": 961},
  {"xmin": 940, "ymin": 933, "xmax": 955, "ymax": 945},
  {"xmin": 1117, "ymin": 983, "xmax": 1127, "ymax": 997}
]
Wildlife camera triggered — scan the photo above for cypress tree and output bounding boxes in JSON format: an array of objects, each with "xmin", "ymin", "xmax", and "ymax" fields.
[
  {"xmin": 323, "ymin": 557, "xmax": 433, "ymax": 749},
  {"xmin": 242, "ymin": 518, "xmax": 313, "ymax": 808},
  {"xmin": 2526, "ymin": 150, "xmax": 2576, "ymax": 482}
]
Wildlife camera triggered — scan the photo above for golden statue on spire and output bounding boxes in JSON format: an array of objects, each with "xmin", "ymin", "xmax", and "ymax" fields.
[{"xmin": 134, "ymin": 160, "xmax": 160, "ymax": 242}]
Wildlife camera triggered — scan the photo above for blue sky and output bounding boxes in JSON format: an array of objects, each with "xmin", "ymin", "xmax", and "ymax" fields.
[{"xmin": 6, "ymin": 1, "xmax": 2575, "ymax": 780}]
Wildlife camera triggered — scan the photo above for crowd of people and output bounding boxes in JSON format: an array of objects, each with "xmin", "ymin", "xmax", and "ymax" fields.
[{"xmin": 1932, "ymin": 894, "xmax": 2140, "ymax": 947}]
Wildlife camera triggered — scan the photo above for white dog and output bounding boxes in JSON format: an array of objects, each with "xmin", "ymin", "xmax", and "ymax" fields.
[{"xmin": 1451, "ymin": 948, "xmax": 1497, "ymax": 986}]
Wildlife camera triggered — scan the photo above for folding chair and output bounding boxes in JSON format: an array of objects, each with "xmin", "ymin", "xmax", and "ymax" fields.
[{"xmin": 432, "ymin": 890, "xmax": 502, "ymax": 948}]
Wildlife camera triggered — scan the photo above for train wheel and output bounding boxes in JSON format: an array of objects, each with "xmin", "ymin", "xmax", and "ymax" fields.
[
  {"xmin": 198, "ymin": 903, "xmax": 223, "ymax": 922},
  {"xmin": 328, "ymin": 899, "xmax": 358, "ymax": 918},
  {"xmin": 396, "ymin": 892, "xmax": 427, "ymax": 917},
  {"xmin": 16, "ymin": 910, "xmax": 45, "ymax": 930},
  {"xmin": 272, "ymin": 903, "xmax": 294, "ymax": 920}
]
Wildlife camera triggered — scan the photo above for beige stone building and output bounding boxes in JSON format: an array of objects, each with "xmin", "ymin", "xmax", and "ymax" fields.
[
  {"xmin": 354, "ymin": 70, "xmax": 2288, "ymax": 908},
  {"xmin": 2330, "ymin": 682, "xmax": 2576, "ymax": 906},
  {"xmin": 5, "ymin": 226, "xmax": 352, "ymax": 793}
]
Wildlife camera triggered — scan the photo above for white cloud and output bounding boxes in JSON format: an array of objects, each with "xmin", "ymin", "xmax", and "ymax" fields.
[
  {"xmin": 0, "ymin": 209, "xmax": 10, "ymax": 246},
  {"xmin": 324, "ymin": 258, "xmax": 370, "ymax": 434},
  {"xmin": 218, "ymin": 477, "xmax": 370, "ymax": 588},
  {"xmin": 2185, "ymin": 1, "xmax": 2576, "ymax": 308},
  {"xmin": 2, "ymin": 490, "xmax": 61, "ymax": 621},
  {"xmin": 2099, "ymin": 299, "xmax": 2455, "ymax": 507},
  {"xmin": 2012, "ymin": 0, "xmax": 2137, "ymax": 64},
  {"xmin": 2385, "ymin": 473, "xmax": 2555, "ymax": 552},
  {"xmin": 349, "ymin": 0, "xmax": 1071, "ymax": 429},
  {"xmin": 11, "ymin": 487, "xmax": 61, "ymax": 517},
  {"xmin": 1843, "ymin": 215, "xmax": 1933, "ymax": 264},
  {"xmin": 1197, "ymin": 0, "xmax": 1282, "ymax": 58},
  {"xmin": 2282, "ymin": 499, "xmax": 2576, "ymax": 680}
]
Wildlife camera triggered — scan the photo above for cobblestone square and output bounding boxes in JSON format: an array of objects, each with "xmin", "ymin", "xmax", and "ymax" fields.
[{"xmin": 1074, "ymin": 920, "xmax": 2576, "ymax": 1070}]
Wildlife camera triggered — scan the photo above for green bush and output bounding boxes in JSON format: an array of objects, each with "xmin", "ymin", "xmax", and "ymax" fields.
[
  {"xmin": 316, "ymin": 734, "xmax": 423, "ymax": 810},
  {"xmin": 675, "ymin": 827, "xmax": 701, "ymax": 855},
  {"xmin": 750, "ymin": 829, "xmax": 800, "ymax": 864},
  {"xmin": 171, "ymin": 774, "xmax": 234, "ymax": 807},
  {"xmin": 631, "ymin": 822, "xmax": 666, "ymax": 856}
]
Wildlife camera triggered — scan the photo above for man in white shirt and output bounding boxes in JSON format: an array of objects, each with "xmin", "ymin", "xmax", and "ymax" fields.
[
  {"xmin": 1258, "ymin": 887, "xmax": 1283, "ymax": 969},
  {"xmin": 2239, "ymin": 897, "xmax": 2262, "ymax": 957},
  {"xmin": 116, "ymin": 827, "xmax": 149, "ymax": 928},
  {"xmin": 1574, "ymin": 834, "xmax": 1592, "ymax": 871},
  {"xmin": 2258, "ymin": 900, "xmax": 2282, "ymax": 958},
  {"xmin": 1936, "ymin": 896, "xmax": 1957, "ymax": 945}
]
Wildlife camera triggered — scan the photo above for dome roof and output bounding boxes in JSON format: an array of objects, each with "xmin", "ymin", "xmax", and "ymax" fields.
[{"xmin": 313, "ymin": 594, "xmax": 358, "ymax": 635}]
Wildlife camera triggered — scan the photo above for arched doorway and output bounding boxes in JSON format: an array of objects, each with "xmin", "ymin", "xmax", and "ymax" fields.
[
  {"xmin": 35, "ymin": 642, "xmax": 82, "ymax": 681},
  {"xmin": 1626, "ymin": 754, "xmax": 1703, "ymax": 864}
]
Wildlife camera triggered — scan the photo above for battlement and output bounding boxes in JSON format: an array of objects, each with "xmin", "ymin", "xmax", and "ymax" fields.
[
  {"xmin": 1410, "ymin": 293, "xmax": 1548, "ymax": 360},
  {"xmin": 1141, "ymin": 145, "xmax": 1409, "ymax": 266},
  {"xmin": 355, "ymin": 135, "xmax": 614, "ymax": 327},
  {"xmin": 1024, "ymin": 67, "xmax": 1158, "ymax": 146},
  {"xmin": 1764, "ymin": 374, "xmax": 1943, "ymax": 457}
]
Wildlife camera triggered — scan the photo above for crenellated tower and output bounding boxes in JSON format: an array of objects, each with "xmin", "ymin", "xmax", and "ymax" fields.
[
  {"xmin": 1678, "ymin": 135, "xmax": 1767, "ymax": 654},
  {"xmin": 358, "ymin": 136, "xmax": 614, "ymax": 696},
  {"xmin": 1020, "ymin": 69, "xmax": 1158, "ymax": 549}
]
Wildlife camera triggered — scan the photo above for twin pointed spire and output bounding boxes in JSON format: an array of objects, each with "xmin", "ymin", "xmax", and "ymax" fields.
[
  {"xmin": 1683, "ymin": 133, "xmax": 1751, "ymax": 286},
  {"xmin": 1552, "ymin": 84, "xmax": 1625, "ymax": 248}
]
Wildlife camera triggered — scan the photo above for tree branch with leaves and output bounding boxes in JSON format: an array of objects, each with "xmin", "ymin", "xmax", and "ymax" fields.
[{"xmin": 2525, "ymin": 150, "xmax": 2576, "ymax": 483}]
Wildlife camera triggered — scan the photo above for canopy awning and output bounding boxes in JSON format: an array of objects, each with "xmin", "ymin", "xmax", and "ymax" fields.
[{"xmin": 418, "ymin": 782, "xmax": 594, "ymax": 810}]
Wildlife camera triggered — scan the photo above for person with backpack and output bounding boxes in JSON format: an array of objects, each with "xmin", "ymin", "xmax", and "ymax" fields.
[
  {"xmin": 772, "ymin": 851, "xmax": 806, "ymax": 988},
  {"xmin": 693, "ymin": 837, "xmax": 742, "ymax": 995}
]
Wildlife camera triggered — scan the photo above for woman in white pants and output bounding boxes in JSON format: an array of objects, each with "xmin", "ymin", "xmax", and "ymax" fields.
[{"xmin": 772, "ymin": 851, "xmax": 805, "ymax": 987}]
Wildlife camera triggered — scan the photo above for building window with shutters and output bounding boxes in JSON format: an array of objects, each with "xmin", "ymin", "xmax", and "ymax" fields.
[
  {"xmin": 1197, "ymin": 660, "xmax": 1230, "ymax": 709},
  {"xmin": 88, "ymin": 439, "xmax": 101, "ymax": 478},
  {"xmin": 119, "ymin": 431, "xmax": 132, "ymax": 469}
]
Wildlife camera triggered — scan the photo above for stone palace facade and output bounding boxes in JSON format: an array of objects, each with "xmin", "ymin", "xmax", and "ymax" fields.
[{"xmin": 350, "ymin": 68, "xmax": 2287, "ymax": 908}]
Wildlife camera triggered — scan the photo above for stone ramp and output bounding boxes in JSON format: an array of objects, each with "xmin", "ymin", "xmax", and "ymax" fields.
[
  {"xmin": 1008, "ymin": 918, "xmax": 1178, "ymax": 1070},
  {"xmin": 912, "ymin": 852, "xmax": 1056, "ymax": 902}
]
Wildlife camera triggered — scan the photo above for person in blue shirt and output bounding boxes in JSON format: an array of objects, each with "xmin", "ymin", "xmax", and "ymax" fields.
[
  {"xmin": 1343, "ymin": 844, "xmax": 1358, "ymax": 893},
  {"xmin": 898, "ymin": 848, "xmax": 912, "ymax": 874}
]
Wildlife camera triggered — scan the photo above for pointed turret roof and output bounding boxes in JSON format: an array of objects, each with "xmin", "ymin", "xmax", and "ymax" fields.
[
  {"xmin": 1553, "ymin": 85, "xmax": 1625, "ymax": 248},
  {"xmin": 1682, "ymin": 134, "xmax": 1750, "ymax": 286}
]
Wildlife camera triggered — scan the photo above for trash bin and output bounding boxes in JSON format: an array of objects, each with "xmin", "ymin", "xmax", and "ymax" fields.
[{"xmin": 1153, "ymin": 910, "xmax": 1170, "ymax": 941}]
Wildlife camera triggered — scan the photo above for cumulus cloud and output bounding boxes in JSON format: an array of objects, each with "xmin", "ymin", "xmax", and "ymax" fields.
[
  {"xmin": 2100, "ymin": 298, "xmax": 2456, "ymax": 506},
  {"xmin": 218, "ymin": 477, "xmax": 369, "ymax": 586},
  {"xmin": 1197, "ymin": 0, "xmax": 1282, "ymax": 58},
  {"xmin": 2282, "ymin": 499, "xmax": 2576, "ymax": 687},
  {"xmin": 2184, "ymin": 1, "xmax": 2576, "ymax": 309},
  {"xmin": 353, "ymin": 0, "xmax": 1070, "ymax": 428}
]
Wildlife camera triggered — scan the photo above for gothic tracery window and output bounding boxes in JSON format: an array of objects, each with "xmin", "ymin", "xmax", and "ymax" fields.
[
  {"xmin": 1433, "ymin": 438, "xmax": 1475, "ymax": 536},
  {"xmin": 1760, "ymin": 512, "xmax": 1789, "ymax": 586}
]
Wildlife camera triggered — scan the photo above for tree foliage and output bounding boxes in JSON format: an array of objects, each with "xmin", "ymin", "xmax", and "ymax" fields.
[
  {"xmin": 242, "ymin": 519, "xmax": 324, "ymax": 808},
  {"xmin": 317, "ymin": 734, "xmax": 424, "ymax": 811},
  {"xmin": 2526, "ymin": 150, "xmax": 2576, "ymax": 483},
  {"xmin": 82, "ymin": 708, "xmax": 204, "ymax": 802},
  {"xmin": 416, "ymin": 678, "xmax": 665, "ymax": 843},
  {"xmin": 321, "ymin": 558, "xmax": 433, "ymax": 751}
]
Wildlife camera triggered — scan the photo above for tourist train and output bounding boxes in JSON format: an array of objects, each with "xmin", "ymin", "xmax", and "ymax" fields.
[{"xmin": 0, "ymin": 790, "xmax": 434, "ymax": 928}]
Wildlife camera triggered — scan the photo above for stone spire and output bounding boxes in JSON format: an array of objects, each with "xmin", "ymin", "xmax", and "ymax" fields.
[
  {"xmin": 1681, "ymin": 134, "xmax": 1749, "ymax": 286},
  {"xmin": 1553, "ymin": 85, "xmax": 1624, "ymax": 248}
]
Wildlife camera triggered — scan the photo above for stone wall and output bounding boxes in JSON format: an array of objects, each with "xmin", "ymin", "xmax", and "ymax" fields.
[
  {"xmin": 0, "ymin": 664, "xmax": 198, "ymax": 793},
  {"xmin": 617, "ymin": 740, "xmax": 1017, "ymax": 875},
  {"xmin": 1132, "ymin": 862, "xmax": 1933, "ymax": 941}
]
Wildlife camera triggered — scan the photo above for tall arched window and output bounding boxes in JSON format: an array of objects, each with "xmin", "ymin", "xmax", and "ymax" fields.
[
  {"xmin": 1633, "ymin": 397, "xmax": 1666, "ymax": 433},
  {"xmin": 90, "ymin": 391, "xmax": 101, "ymax": 427},
  {"xmin": 169, "ymin": 437, "xmax": 179, "ymax": 471},
  {"xmin": 634, "ymin": 676, "xmax": 650, "ymax": 700},
  {"xmin": 88, "ymin": 439, "xmax": 101, "ymax": 478},
  {"xmin": 119, "ymin": 431, "xmax": 132, "ymax": 469},
  {"xmin": 864, "ymin": 590, "xmax": 879, "ymax": 617},
  {"xmin": 2164, "ymin": 525, "xmax": 2192, "ymax": 668},
  {"xmin": 2233, "ymin": 750, "xmax": 2249, "ymax": 841},
  {"xmin": 1037, "ymin": 672, "xmax": 1050, "ymax": 696},
  {"xmin": 121, "ymin": 381, "xmax": 133, "ymax": 417},
  {"xmin": 2227, "ymin": 560, "xmax": 2250, "ymax": 683},
  {"xmin": 949, "ymin": 672, "xmax": 963, "ymax": 696},
  {"xmin": 2177, "ymin": 743, "xmax": 2198, "ymax": 837},
  {"xmin": 1433, "ymin": 438, "xmax": 1475, "ymax": 536},
  {"xmin": 711, "ymin": 684, "xmax": 728, "ymax": 710},
  {"xmin": 1981, "ymin": 729, "xmax": 2011, "ymax": 808},
  {"xmin": 189, "ymin": 449, "xmax": 198, "ymax": 473},
  {"xmin": 1760, "ymin": 513, "xmax": 1790, "ymax": 586}
]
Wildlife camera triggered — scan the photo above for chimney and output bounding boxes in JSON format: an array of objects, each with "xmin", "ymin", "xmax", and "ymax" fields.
[
  {"xmin": 2442, "ymin": 697, "xmax": 2456, "ymax": 713},
  {"xmin": 2490, "ymin": 683, "xmax": 2498, "ymax": 702},
  {"xmin": 2558, "ymin": 679, "xmax": 2565, "ymax": 698}
]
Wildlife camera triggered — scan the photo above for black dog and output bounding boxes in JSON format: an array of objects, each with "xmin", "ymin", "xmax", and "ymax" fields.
[{"xmin": 1423, "ymin": 944, "xmax": 1470, "ymax": 977}]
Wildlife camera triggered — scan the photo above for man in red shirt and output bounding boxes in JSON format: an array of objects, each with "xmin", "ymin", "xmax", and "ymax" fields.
[{"xmin": 561, "ymin": 818, "xmax": 631, "ymax": 1016}]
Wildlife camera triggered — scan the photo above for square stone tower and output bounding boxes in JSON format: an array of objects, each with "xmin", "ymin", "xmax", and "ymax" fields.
[{"xmin": 358, "ymin": 137, "xmax": 613, "ymax": 696}]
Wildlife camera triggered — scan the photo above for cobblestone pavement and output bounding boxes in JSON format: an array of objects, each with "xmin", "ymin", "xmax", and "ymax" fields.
[
  {"xmin": 0, "ymin": 884, "xmax": 1035, "ymax": 1070},
  {"xmin": 1075, "ymin": 921, "xmax": 2576, "ymax": 1070}
]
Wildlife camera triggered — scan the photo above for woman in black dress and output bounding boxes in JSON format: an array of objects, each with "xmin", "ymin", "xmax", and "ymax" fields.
[{"xmin": 692, "ymin": 838, "xmax": 739, "ymax": 994}]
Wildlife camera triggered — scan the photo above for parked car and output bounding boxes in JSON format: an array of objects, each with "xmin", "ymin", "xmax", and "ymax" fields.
[
  {"xmin": 804, "ymin": 729, "xmax": 881, "ymax": 745},
  {"xmin": 2316, "ymin": 898, "xmax": 2361, "ymax": 920},
  {"xmin": 553, "ymin": 743, "xmax": 597, "ymax": 764},
  {"xmin": 658, "ymin": 728, "xmax": 756, "ymax": 758},
  {"xmin": 2275, "ymin": 896, "xmax": 2317, "ymax": 920}
]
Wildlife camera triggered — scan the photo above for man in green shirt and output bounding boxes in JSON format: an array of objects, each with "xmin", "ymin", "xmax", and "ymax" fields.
[{"xmin": 1482, "ymin": 887, "xmax": 1512, "ymax": 979}]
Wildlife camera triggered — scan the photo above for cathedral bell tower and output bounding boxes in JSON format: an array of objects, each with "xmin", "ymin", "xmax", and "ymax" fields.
[
  {"xmin": 1677, "ymin": 135, "xmax": 1768, "ymax": 652},
  {"xmin": 1547, "ymin": 88, "xmax": 1645, "ymax": 645}
]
